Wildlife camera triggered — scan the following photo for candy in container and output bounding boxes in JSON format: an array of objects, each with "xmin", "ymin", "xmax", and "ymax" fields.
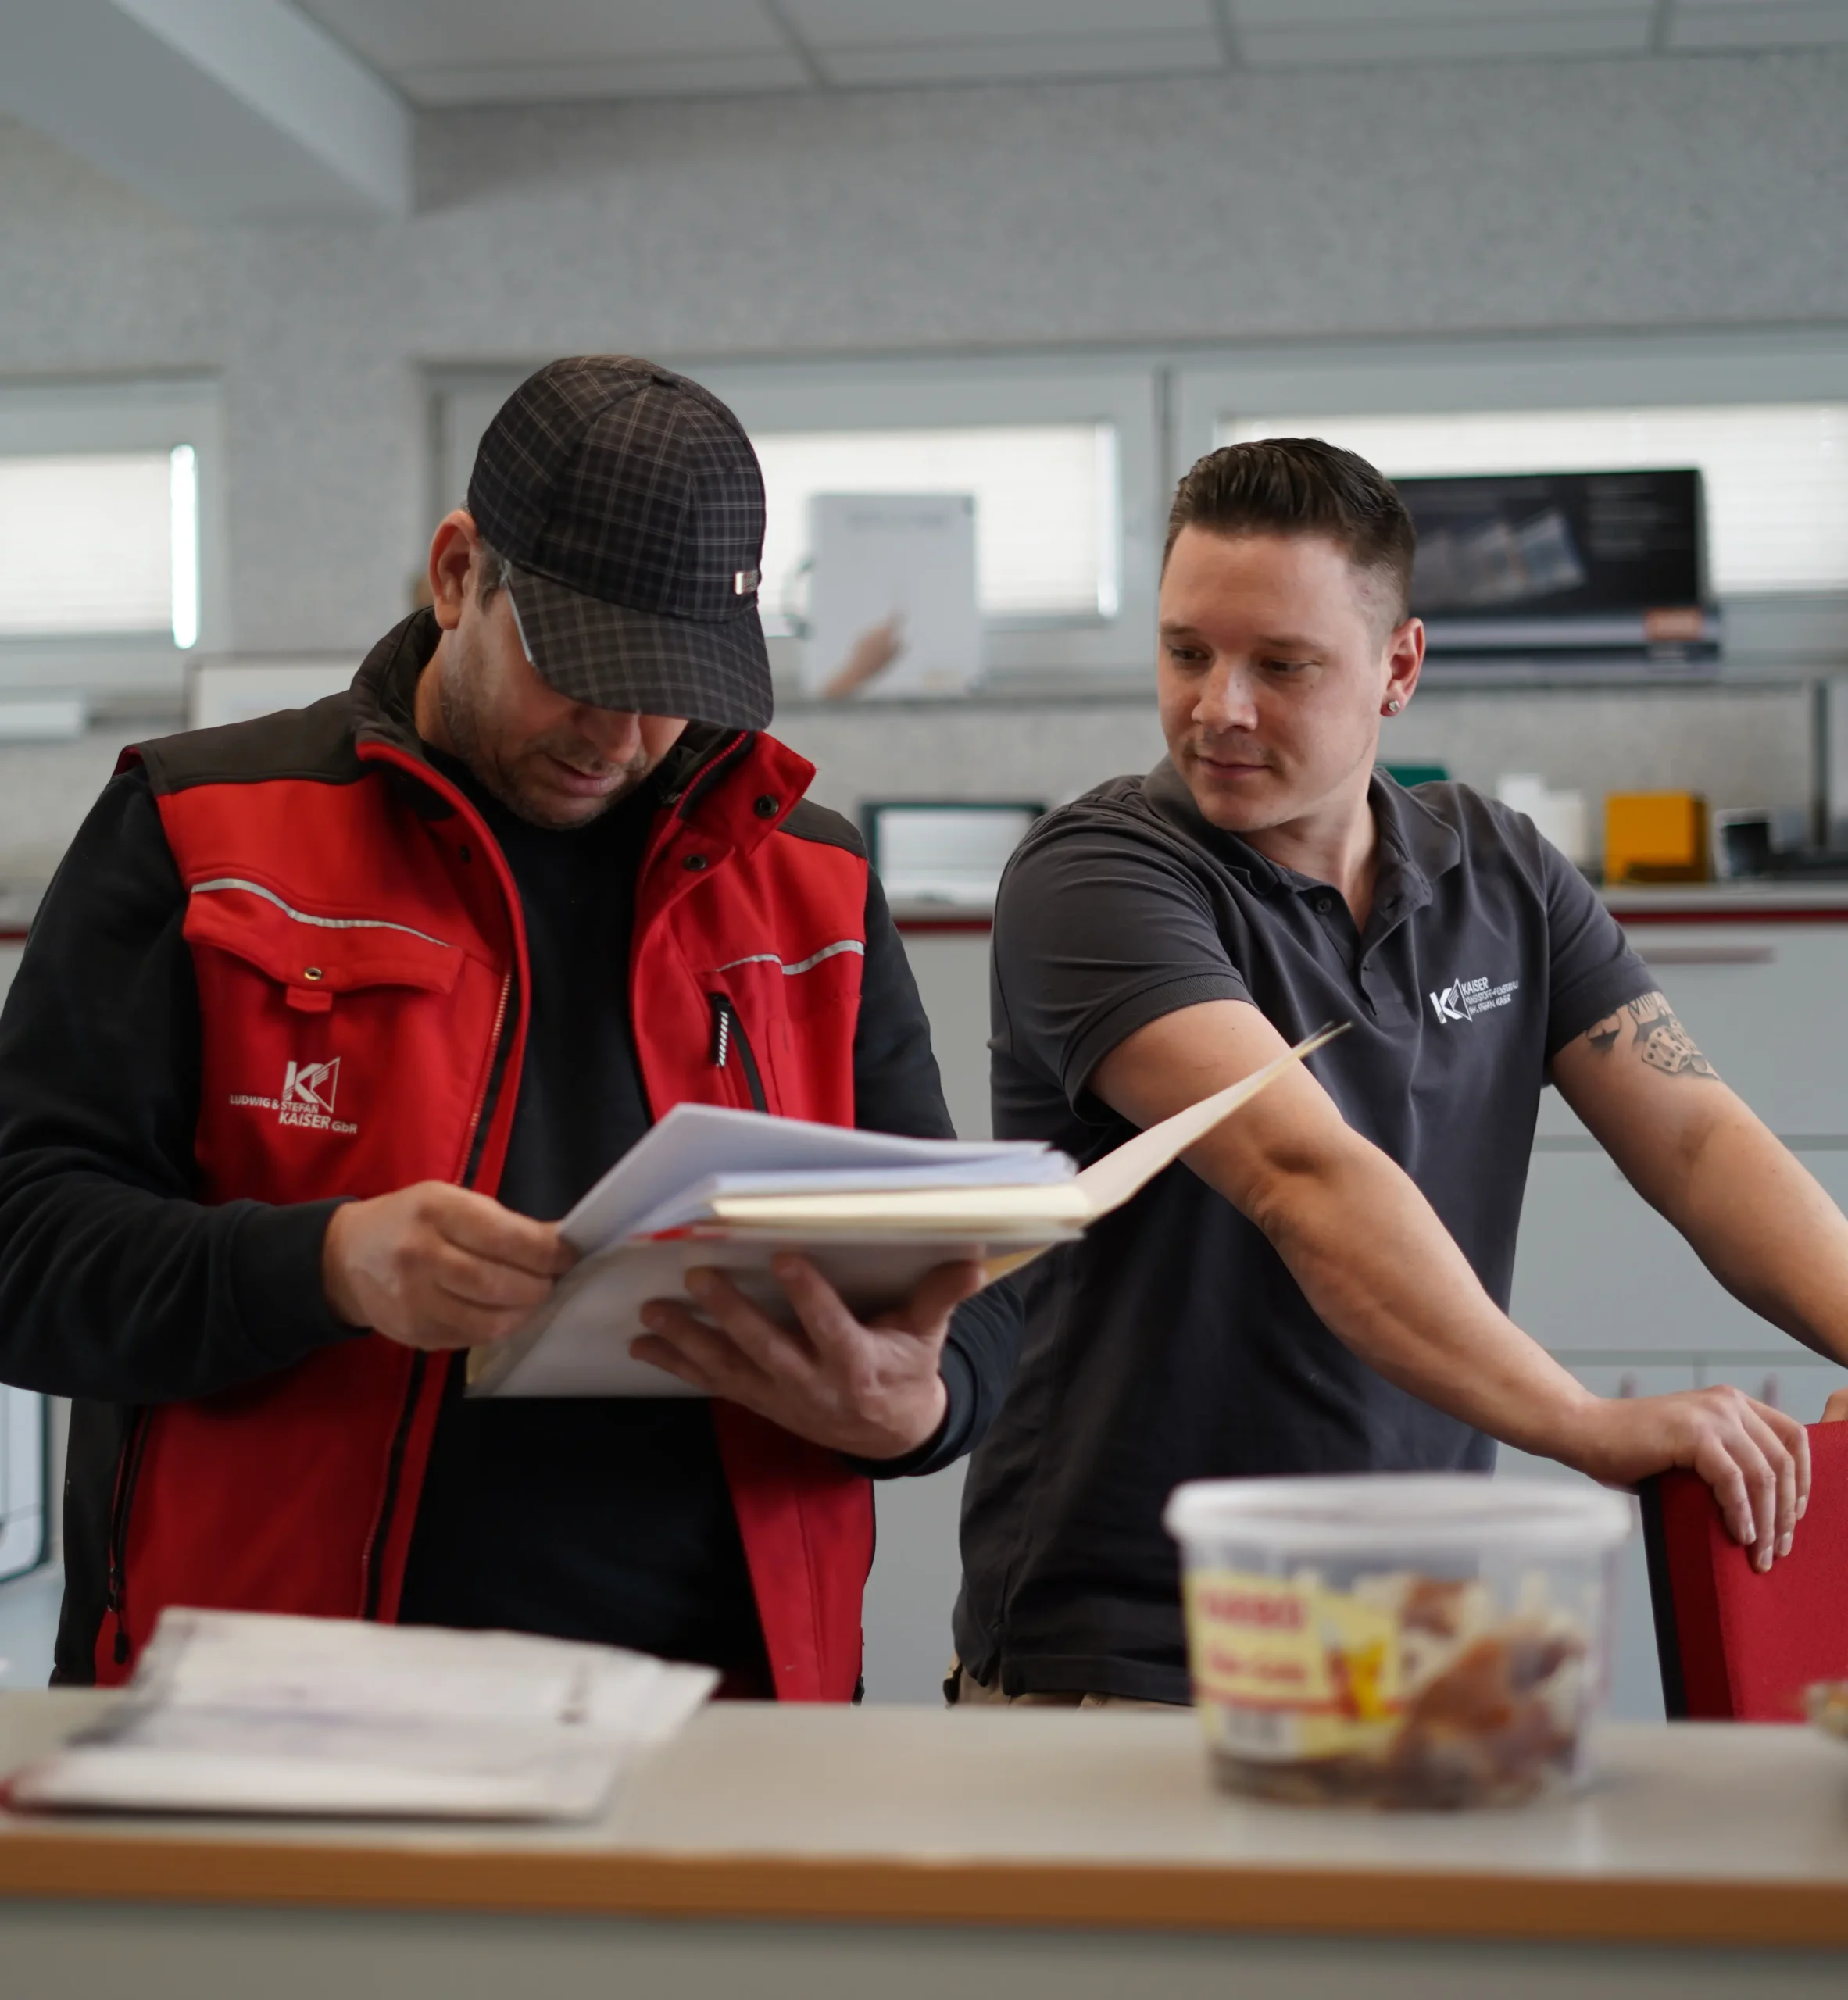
[{"xmin": 1163, "ymin": 1474, "xmax": 1632, "ymax": 1810}]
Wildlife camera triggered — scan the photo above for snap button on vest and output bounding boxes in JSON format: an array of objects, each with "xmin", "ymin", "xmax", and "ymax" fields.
[
  {"xmin": 684, "ymin": 853, "xmax": 708, "ymax": 871},
  {"xmin": 754, "ymin": 794, "xmax": 779, "ymax": 819},
  {"xmin": 302, "ymin": 966, "xmax": 323, "ymax": 980}
]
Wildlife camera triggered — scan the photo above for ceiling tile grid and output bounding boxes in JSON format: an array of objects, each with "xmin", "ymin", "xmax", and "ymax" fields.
[
  {"xmin": 819, "ymin": 30, "xmax": 1227, "ymax": 88},
  {"xmin": 1670, "ymin": 1, "xmax": 1848, "ymax": 48},
  {"xmin": 778, "ymin": 0, "xmax": 1215, "ymax": 41},
  {"xmin": 401, "ymin": 52, "xmax": 809, "ymax": 106},
  {"xmin": 290, "ymin": 0, "xmax": 1848, "ymax": 106}
]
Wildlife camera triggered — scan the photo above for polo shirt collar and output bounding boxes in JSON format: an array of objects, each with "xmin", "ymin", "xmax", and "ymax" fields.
[
  {"xmin": 1142, "ymin": 755, "xmax": 1463, "ymax": 910},
  {"xmin": 1369, "ymin": 770, "xmax": 1463, "ymax": 907},
  {"xmin": 1143, "ymin": 756, "xmax": 1289, "ymax": 892}
]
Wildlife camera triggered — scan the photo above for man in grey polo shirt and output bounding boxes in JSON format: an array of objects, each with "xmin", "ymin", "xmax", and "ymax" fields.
[{"xmin": 953, "ymin": 438, "xmax": 1848, "ymax": 1707}]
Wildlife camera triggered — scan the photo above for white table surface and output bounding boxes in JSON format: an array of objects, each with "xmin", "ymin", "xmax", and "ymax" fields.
[
  {"xmin": 7, "ymin": 1694, "xmax": 1848, "ymax": 2000},
  {"xmin": 4, "ymin": 1692, "xmax": 1848, "ymax": 1930}
]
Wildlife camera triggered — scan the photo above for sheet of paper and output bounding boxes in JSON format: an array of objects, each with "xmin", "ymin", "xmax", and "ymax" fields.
[
  {"xmin": 621, "ymin": 1152, "xmax": 1074, "ymax": 1242},
  {"xmin": 559, "ymin": 1101, "xmax": 1056, "ymax": 1254},
  {"xmin": 13, "ymin": 1711, "xmax": 634, "ymax": 1820},
  {"xmin": 474, "ymin": 1230, "xmax": 1077, "ymax": 1398},
  {"xmin": 1069, "ymin": 1025, "xmax": 1346, "ymax": 1214},
  {"xmin": 5, "ymin": 1609, "xmax": 717, "ymax": 1822},
  {"xmin": 470, "ymin": 1026, "xmax": 1342, "ymax": 1400},
  {"xmin": 696, "ymin": 1027, "xmax": 1345, "ymax": 1234}
]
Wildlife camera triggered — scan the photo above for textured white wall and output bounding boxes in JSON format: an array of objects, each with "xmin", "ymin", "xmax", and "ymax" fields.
[
  {"xmin": 2, "ymin": 51, "xmax": 1846, "ymax": 658},
  {"xmin": 0, "ymin": 680, "xmax": 1813, "ymax": 889},
  {"xmin": 0, "ymin": 51, "xmax": 1843, "ymax": 862},
  {"xmin": 775, "ymin": 681, "xmax": 1814, "ymax": 828}
]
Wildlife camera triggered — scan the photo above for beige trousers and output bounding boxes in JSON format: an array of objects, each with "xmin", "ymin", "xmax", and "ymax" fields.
[{"xmin": 949, "ymin": 1666, "xmax": 1180, "ymax": 1712}]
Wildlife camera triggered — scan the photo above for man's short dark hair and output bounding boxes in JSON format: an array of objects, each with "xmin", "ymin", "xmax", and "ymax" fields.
[{"xmin": 1163, "ymin": 438, "xmax": 1417, "ymax": 623}]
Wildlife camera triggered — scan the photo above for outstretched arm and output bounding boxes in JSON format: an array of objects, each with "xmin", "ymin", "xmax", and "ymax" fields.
[
  {"xmin": 1092, "ymin": 998, "xmax": 1811, "ymax": 1570},
  {"xmin": 1552, "ymin": 991, "xmax": 1848, "ymax": 1386}
]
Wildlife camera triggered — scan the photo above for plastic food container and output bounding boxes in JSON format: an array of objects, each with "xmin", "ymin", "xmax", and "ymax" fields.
[{"xmin": 1163, "ymin": 1474, "xmax": 1631, "ymax": 1811}]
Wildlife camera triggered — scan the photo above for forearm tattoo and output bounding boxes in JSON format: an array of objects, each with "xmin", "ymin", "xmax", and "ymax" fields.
[{"xmin": 1583, "ymin": 993, "xmax": 1718, "ymax": 1079}]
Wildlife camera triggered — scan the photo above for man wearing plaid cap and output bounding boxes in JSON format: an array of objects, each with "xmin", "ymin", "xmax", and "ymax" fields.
[{"xmin": 0, "ymin": 358, "xmax": 1021, "ymax": 1702}]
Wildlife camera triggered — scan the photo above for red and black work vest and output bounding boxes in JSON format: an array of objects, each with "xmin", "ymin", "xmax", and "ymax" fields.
[{"xmin": 100, "ymin": 643, "xmax": 876, "ymax": 1699}]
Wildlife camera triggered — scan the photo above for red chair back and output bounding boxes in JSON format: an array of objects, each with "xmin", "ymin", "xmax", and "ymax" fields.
[{"xmin": 1641, "ymin": 1423, "xmax": 1848, "ymax": 1721}]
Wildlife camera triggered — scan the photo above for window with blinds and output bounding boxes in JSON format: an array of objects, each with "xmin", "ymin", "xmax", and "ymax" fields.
[
  {"xmin": 752, "ymin": 423, "xmax": 1121, "ymax": 634},
  {"xmin": 0, "ymin": 445, "xmax": 198, "ymax": 645},
  {"xmin": 1217, "ymin": 405, "xmax": 1848, "ymax": 597}
]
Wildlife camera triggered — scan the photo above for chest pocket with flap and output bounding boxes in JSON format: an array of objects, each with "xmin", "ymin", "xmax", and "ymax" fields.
[
  {"xmin": 183, "ymin": 877, "xmax": 463, "ymax": 1011},
  {"xmin": 180, "ymin": 877, "xmax": 495, "ymax": 1200}
]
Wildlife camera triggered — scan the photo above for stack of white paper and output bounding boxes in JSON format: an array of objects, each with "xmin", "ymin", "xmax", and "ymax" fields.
[
  {"xmin": 469, "ymin": 1029, "xmax": 1340, "ymax": 1400},
  {"xmin": 5, "ymin": 1609, "xmax": 716, "ymax": 1821}
]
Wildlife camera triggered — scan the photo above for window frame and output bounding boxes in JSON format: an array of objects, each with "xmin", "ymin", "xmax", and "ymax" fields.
[
  {"xmin": 1171, "ymin": 327, "xmax": 1848, "ymax": 678},
  {"xmin": 0, "ymin": 377, "xmax": 226, "ymax": 707},
  {"xmin": 430, "ymin": 356, "xmax": 1162, "ymax": 694}
]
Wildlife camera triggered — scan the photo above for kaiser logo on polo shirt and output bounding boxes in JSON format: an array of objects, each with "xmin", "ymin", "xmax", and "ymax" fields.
[{"xmin": 1429, "ymin": 972, "xmax": 1521, "ymax": 1026}]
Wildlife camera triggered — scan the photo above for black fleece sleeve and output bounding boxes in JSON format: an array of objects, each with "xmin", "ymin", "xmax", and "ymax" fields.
[
  {"xmin": 0, "ymin": 768, "xmax": 358, "ymax": 1402},
  {"xmin": 845, "ymin": 866, "xmax": 1024, "ymax": 1480}
]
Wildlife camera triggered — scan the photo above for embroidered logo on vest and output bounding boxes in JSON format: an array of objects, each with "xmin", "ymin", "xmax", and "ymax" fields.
[
  {"xmin": 228, "ymin": 1058, "xmax": 358, "ymax": 1134},
  {"xmin": 283, "ymin": 1057, "xmax": 339, "ymax": 1115}
]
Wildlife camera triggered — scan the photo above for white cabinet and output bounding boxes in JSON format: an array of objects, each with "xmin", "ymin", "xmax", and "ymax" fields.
[
  {"xmin": 1513, "ymin": 915, "xmax": 1848, "ymax": 1722},
  {"xmin": 0, "ymin": 1388, "xmax": 45, "ymax": 1584},
  {"xmin": 1536, "ymin": 923, "xmax": 1848, "ymax": 1139},
  {"xmin": 1496, "ymin": 1363, "xmax": 1693, "ymax": 1724},
  {"xmin": 857, "ymin": 926, "xmax": 989, "ymax": 1700},
  {"xmin": 1700, "ymin": 1358, "xmax": 1848, "ymax": 1420},
  {"xmin": 894, "ymin": 927, "xmax": 993, "ymax": 1142},
  {"xmin": 863, "ymin": 1459, "xmax": 968, "ymax": 1705},
  {"xmin": 1514, "ymin": 1145, "xmax": 1848, "ymax": 1355},
  {"xmin": 0, "ymin": 944, "xmax": 47, "ymax": 1588},
  {"xmin": 1524, "ymin": 920, "xmax": 1848, "ymax": 1364}
]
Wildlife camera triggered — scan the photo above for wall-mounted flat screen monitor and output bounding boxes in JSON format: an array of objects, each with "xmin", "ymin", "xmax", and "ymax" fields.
[{"xmin": 1395, "ymin": 468, "xmax": 1718, "ymax": 678}]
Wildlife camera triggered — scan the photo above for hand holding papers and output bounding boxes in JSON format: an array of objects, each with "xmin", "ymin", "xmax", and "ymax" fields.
[
  {"xmin": 469, "ymin": 1026, "xmax": 1341, "ymax": 1398},
  {"xmin": 5, "ymin": 1609, "xmax": 716, "ymax": 1822}
]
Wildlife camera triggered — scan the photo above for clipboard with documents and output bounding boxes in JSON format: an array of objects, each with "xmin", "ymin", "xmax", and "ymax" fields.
[{"xmin": 467, "ymin": 1027, "xmax": 1340, "ymax": 1398}]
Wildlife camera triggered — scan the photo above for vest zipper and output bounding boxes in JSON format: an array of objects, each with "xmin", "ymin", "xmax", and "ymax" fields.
[
  {"xmin": 708, "ymin": 993, "xmax": 767, "ymax": 1112},
  {"xmin": 361, "ymin": 1352, "xmax": 428, "ymax": 1621},
  {"xmin": 459, "ymin": 969, "xmax": 516, "ymax": 1190},
  {"xmin": 360, "ymin": 966, "xmax": 515, "ymax": 1620},
  {"xmin": 346, "ymin": 739, "xmax": 531, "ymax": 1627},
  {"xmin": 105, "ymin": 1408, "xmax": 152, "ymax": 1666}
]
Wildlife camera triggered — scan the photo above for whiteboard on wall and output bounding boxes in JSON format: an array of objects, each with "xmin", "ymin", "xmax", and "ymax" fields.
[
  {"xmin": 189, "ymin": 659, "xmax": 355, "ymax": 731},
  {"xmin": 803, "ymin": 493, "xmax": 980, "ymax": 699}
]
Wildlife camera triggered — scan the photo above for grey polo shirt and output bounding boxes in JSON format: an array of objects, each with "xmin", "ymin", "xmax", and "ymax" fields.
[{"xmin": 953, "ymin": 762, "xmax": 1658, "ymax": 1703}]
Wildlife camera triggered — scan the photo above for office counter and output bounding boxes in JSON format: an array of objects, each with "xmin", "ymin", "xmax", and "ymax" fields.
[{"xmin": 3, "ymin": 1692, "xmax": 1848, "ymax": 1998}]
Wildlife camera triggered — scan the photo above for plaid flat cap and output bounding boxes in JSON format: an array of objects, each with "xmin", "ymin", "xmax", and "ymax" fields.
[{"xmin": 467, "ymin": 357, "xmax": 772, "ymax": 730}]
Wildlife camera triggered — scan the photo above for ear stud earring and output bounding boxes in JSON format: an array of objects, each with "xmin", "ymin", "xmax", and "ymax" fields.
[{"xmin": 1382, "ymin": 698, "xmax": 1403, "ymax": 715}]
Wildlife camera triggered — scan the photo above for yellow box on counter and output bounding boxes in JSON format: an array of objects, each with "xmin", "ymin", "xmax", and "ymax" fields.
[{"xmin": 1603, "ymin": 791, "xmax": 1707, "ymax": 884}]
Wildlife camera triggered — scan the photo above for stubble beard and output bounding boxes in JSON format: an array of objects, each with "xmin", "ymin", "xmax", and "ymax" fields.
[{"xmin": 438, "ymin": 635, "xmax": 647, "ymax": 830}]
